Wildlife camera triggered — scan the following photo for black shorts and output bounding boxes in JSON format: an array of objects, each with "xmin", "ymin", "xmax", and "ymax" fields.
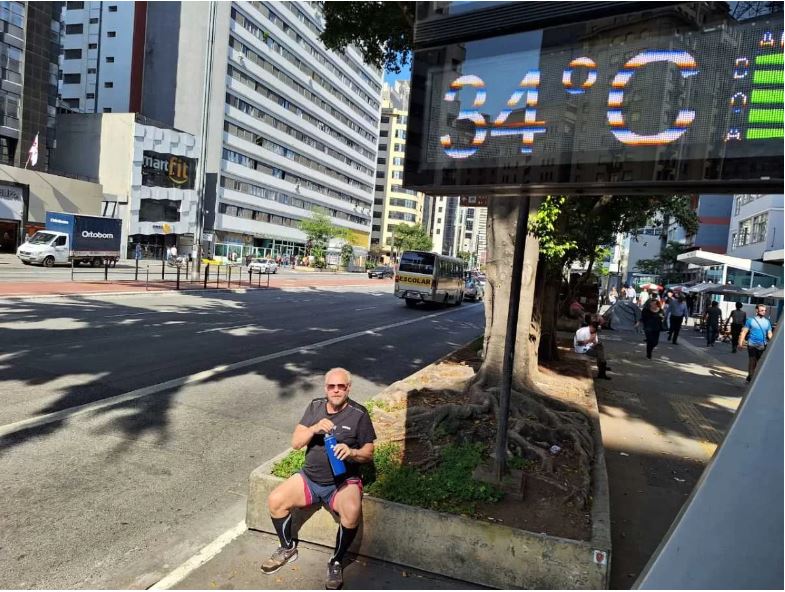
[{"xmin": 748, "ymin": 345, "xmax": 766, "ymax": 359}]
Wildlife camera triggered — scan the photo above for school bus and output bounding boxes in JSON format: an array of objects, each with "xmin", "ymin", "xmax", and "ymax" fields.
[{"xmin": 394, "ymin": 250, "xmax": 465, "ymax": 307}]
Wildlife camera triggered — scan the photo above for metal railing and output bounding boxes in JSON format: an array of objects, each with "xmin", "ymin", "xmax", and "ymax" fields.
[{"xmin": 69, "ymin": 259, "xmax": 272, "ymax": 291}]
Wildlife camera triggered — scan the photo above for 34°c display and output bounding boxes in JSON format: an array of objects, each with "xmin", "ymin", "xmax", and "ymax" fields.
[{"xmin": 405, "ymin": 4, "xmax": 784, "ymax": 195}]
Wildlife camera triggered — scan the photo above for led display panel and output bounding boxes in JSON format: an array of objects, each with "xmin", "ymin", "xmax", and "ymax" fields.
[{"xmin": 405, "ymin": 3, "xmax": 784, "ymax": 195}]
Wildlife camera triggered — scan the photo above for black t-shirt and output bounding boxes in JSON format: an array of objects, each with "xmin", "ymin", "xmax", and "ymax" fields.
[
  {"xmin": 641, "ymin": 306, "xmax": 664, "ymax": 332},
  {"xmin": 706, "ymin": 307, "xmax": 723, "ymax": 327},
  {"xmin": 299, "ymin": 398, "xmax": 376, "ymax": 485},
  {"xmin": 729, "ymin": 309, "xmax": 747, "ymax": 326}
]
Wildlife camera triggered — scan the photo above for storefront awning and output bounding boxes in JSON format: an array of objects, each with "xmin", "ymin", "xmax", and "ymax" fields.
[{"xmin": 677, "ymin": 249, "xmax": 782, "ymax": 278}]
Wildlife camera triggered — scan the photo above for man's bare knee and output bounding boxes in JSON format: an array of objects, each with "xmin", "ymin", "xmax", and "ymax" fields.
[
  {"xmin": 337, "ymin": 499, "xmax": 362, "ymax": 527},
  {"xmin": 268, "ymin": 486, "xmax": 294, "ymax": 516}
]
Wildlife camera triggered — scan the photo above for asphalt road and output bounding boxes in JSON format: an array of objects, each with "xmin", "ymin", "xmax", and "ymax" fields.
[{"xmin": 0, "ymin": 286, "xmax": 485, "ymax": 588}]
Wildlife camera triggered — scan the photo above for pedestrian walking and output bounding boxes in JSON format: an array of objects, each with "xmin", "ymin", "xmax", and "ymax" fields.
[
  {"xmin": 738, "ymin": 304, "xmax": 773, "ymax": 382},
  {"xmin": 667, "ymin": 294, "xmax": 688, "ymax": 344},
  {"xmin": 725, "ymin": 302, "xmax": 747, "ymax": 353},
  {"xmin": 704, "ymin": 301, "xmax": 723, "ymax": 347},
  {"xmin": 636, "ymin": 299, "xmax": 665, "ymax": 359},
  {"xmin": 662, "ymin": 290, "xmax": 674, "ymax": 331}
]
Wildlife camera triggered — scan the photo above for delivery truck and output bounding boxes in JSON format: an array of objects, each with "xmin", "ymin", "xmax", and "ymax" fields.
[{"xmin": 16, "ymin": 212, "xmax": 122, "ymax": 267}]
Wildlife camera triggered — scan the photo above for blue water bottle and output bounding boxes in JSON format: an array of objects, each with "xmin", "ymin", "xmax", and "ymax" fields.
[{"xmin": 324, "ymin": 432, "xmax": 347, "ymax": 477}]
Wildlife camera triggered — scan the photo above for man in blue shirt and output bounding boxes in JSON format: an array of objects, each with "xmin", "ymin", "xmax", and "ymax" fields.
[{"xmin": 738, "ymin": 304, "xmax": 774, "ymax": 382}]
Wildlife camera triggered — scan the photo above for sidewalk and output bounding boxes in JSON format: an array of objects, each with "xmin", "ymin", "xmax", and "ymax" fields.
[
  {"xmin": 593, "ymin": 325, "xmax": 746, "ymax": 588},
  {"xmin": 165, "ymin": 530, "xmax": 481, "ymax": 590}
]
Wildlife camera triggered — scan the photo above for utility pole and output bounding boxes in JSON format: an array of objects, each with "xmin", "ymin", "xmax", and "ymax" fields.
[{"xmin": 192, "ymin": 1, "xmax": 216, "ymax": 279}]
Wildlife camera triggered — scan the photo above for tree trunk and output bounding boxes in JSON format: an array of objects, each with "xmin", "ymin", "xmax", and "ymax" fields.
[
  {"xmin": 538, "ymin": 270, "xmax": 562, "ymax": 361},
  {"xmin": 477, "ymin": 196, "xmax": 540, "ymax": 391}
]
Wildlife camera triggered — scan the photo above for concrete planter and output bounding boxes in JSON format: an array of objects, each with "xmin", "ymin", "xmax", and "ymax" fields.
[{"xmin": 247, "ymin": 351, "xmax": 611, "ymax": 589}]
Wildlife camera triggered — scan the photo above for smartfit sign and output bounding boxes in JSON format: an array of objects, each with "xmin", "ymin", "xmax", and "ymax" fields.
[{"xmin": 142, "ymin": 151, "xmax": 197, "ymax": 189}]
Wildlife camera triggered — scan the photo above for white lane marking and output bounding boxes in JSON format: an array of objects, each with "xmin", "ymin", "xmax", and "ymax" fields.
[
  {"xmin": 355, "ymin": 306, "xmax": 377, "ymax": 311},
  {"xmin": 148, "ymin": 520, "xmax": 246, "ymax": 590},
  {"xmin": 0, "ymin": 304, "xmax": 479, "ymax": 437}
]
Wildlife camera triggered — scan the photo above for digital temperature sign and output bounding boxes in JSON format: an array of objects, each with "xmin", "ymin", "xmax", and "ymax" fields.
[{"xmin": 405, "ymin": 3, "xmax": 784, "ymax": 195}]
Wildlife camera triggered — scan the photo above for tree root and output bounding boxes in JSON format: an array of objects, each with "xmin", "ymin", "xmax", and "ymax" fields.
[{"xmin": 403, "ymin": 381, "xmax": 595, "ymax": 508}]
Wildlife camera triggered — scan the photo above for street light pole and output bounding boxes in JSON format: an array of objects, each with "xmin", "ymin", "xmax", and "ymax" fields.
[{"xmin": 191, "ymin": 1, "xmax": 216, "ymax": 279}]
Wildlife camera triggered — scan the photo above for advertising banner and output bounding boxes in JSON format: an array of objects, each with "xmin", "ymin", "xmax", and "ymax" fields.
[
  {"xmin": 0, "ymin": 184, "xmax": 25, "ymax": 221},
  {"xmin": 142, "ymin": 151, "xmax": 197, "ymax": 189}
]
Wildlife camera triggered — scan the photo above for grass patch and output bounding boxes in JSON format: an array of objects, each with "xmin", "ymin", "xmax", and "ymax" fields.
[
  {"xmin": 271, "ymin": 449, "xmax": 305, "ymax": 478},
  {"xmin": 269, "ymin": 442, "xmax": 503, "ymax": 516},
  {"xmin": 365, "ymin": 442, "xmax": 503, "ymax": 515}
]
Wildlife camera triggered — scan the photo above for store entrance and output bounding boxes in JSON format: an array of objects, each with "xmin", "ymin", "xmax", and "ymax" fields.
[{"xmin": 0, "ymin": 219, "xmax": 19, "ymax": 253}]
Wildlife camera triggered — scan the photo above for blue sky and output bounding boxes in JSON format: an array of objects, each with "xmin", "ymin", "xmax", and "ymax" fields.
[{"xmin": 384, "ymin": 61, "xmax": 411, "ymax": 85}]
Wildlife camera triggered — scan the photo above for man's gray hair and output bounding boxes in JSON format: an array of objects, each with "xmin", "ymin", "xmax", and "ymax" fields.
[{"xmin": 325, "ymin": 367, "xmax": 352, "ymax": 385}]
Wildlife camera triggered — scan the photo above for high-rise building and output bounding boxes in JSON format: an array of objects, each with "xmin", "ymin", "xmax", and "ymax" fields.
[
  {"xmin": 0, "ymin": 1, "xmax": 61, "ymax": 170},
  {"xmin": 140, "ymin": 2, "xmax": 382, "ymax": 260},
  {"xmin": 58, "ymin": 0, "xmax": 146, "ymax": 114},
  {"xmin": 371, "ymin": 80, "xmax": 425, "ymax": 260}
]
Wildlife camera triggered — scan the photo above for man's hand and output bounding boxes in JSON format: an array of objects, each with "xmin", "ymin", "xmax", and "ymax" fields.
[
  {"xmin": 311, "ymin": 418, "xmax": 335, "ymax": 435},
  {"xmin": 332, "ymin": 443, "xmax": 353, "ymax": 461},
  {"xmin": 738, "ymin": 340, "xmax": 746, "ymax": 350}
]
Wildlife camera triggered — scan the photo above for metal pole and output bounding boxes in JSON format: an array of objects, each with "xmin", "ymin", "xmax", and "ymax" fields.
[
  {"xmin": 104, "ymin": 260, "xmax": 109, "ymax": 281},
  {"xmin": 176, "ymin": 266, "xmax": 181, "ymax": 290},
  {"xmin": 248, "ymin": 269, "xmax": 252, "ymax": 287},
  {"xmin": 204, "ymin": 264, "xmax": 209, "ymax": 289},
  {"xmin": 192, "ymin": 1, "xmax": 217, "ymax": 280},
  {"xmin": 135, "ymin": 257, "xmax": 139, "ymax": 281},
  {"xmin": 266, "ymin": 271, "xmax": 270, "ymax": 288},
  {"xmin": 161, "ymin": 260, "xmax": 165, "ymax": 281},
  {"xmin": 71, "ymin": 259, "xmax": 74, "ymax": 281},
  {"xmin": 494, "ymin": 196, "xmax": 531, "ymax": 482},
  {"xmin": 146, "ymin": 266, "xmax": 149, "ymax": 291},
  {"xmin": 228, "ymin": 265, "xmax": 232, "ymax": 288},
  {"xmin": 216, "ymin": 265, "xmax": 220, "ymax": 288}
]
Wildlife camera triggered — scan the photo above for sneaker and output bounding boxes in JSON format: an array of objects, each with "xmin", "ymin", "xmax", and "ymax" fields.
[
  {"xmin": 325, "ymin": 561, "xmax": 343, "ymax": 590},
  {"xmin": 261, "ymin": 545, "xmax": 298, "ymax": 574}
]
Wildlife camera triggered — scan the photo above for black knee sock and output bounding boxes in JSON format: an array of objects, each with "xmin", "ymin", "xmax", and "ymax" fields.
[
  {"xmin": 271, "ymin": 514, "xmax": 294, "ymax": 549},
  {"xmin": 330, "ymin": 524, "xmax": 358, "ymax": 564}
]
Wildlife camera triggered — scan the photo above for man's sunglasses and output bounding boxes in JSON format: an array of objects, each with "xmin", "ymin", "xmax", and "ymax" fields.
[{"xmin": 326, "ymin": 383, "xmax": 348, "ymax": 391}]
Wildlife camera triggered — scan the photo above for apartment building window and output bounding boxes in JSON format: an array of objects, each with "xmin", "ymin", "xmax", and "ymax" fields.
[
  {"xmin": 379, "ymin": 130, "xmax": 388, "ymax": 137},
  {"xmin": 377, "ymin": 157, "xmax": 386, "ymax": 164},
  {"xmin": 63, "ymin": 98, "xmax": 79, "ymax": 108},
  {"xmin": 375, "ymin": 171, "xmax": 384, "ymax": 178},
  {"xmin": 395, "ymin": 129, "xmax": 406, "ymax": 139},
  {"xmin": 65, "ymin": 24, "xmax": 83, "ymax": 34},
  {"xmin": 86, "ymin": 93, "xmax": 94, "ymax": 99},
  {"xmin": 104, "ymin": 81, "xmax": 113, "ymax": 88},
  {"xmin": 63, "ymin": 49, "xmax": 82, "ymax": 60},
  {"xmin": 734, "ymin": 194, "xmax": 762, "ymax": 215},
  {"xmin": 380, "ymin": 116, "xmax": 389, "ymax": 123},
  {"xmin": 106, "ymin": 56, "xmax": 115, "ymax": 63},
  {"xmin": 103, "ymin": 107, "xmax": 112, "ymax": 112},
  {"xmin": 375, "ymin": 185, "xmax": 384, "ymax": 192},
  {"xmin": 108, "ymin": 5, "xmax": 118, "ymax": 11},
  {"xmin": 87, "ymin": 68, "xmax": 96, "ymax": 74},
  {"xmin": 751, "ymin": 213, "xmax": 768, "ymax": 243},
  {"xmin": 107, "ymin": 31, "xmax": 116, "ymax": 38},
  {"xmin": 66, "ymin": 1, "xmax": 85, "ymax": 9},
  {"xmin": 394, "ymin": 143, "xmax": 404, "ymax": 152},
  {"xmin": 89, "ymin": 43, "xmax": 98, "ymax": 49},
  {"xmin": 393, "ymin": 157, "xmax": 404, "ymax": 166},
  {"xmin": 89, "ymin": 17, "xmax": 98, "ymax": 24},
  {"xmin": 63, "ymin": 73, "xmax": 81, "ymax": 84}
]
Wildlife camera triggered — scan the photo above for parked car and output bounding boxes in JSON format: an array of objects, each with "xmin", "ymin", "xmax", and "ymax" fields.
[
  {"xmin": 368, "ymin": 265, "xmax": 394, "ymax": 279},
  {"xmin": 464, "ymin": 278, "xmax": 484, "ymax": 301},
  {"xmin": 248, "ymin": 258, "xmax": 278, "ymax": 274}
]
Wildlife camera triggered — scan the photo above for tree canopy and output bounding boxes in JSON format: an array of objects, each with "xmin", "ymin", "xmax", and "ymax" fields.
[
  {"xmin": 392, "ymin": 223, "xmax": 432, "ymax": 252},
  {"xmin": 320, "ymin": 2, "xmax": 415, "ymax": 73},
  {"xmin": 299, "ymin": 209, "xmax": 349, "ymax": 266}
]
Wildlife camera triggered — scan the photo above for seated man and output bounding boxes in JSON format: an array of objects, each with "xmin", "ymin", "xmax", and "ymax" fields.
[
  {"xmin": 574, "ymin": 321, "xmax": 611, "ymax": 380},
  {"xmin": 261, "ymin": 368, "xmax": 376, "ymax": 590}
]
